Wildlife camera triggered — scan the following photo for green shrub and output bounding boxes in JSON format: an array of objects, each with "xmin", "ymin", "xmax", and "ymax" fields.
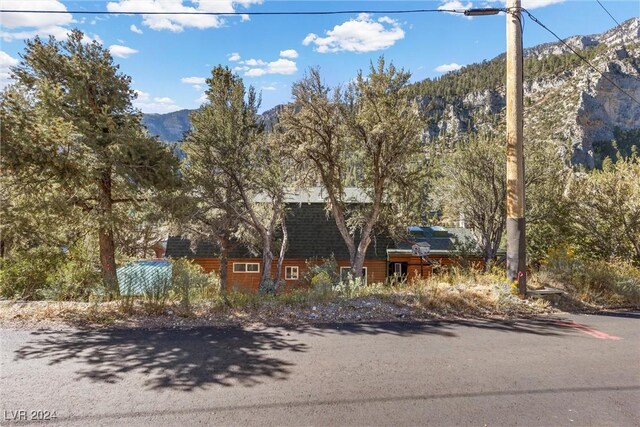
[
  {"xmin": 42, "ymin": 242, "xmax": 102, "ymax": 301},
  {"xmin": 542, "ymin": 248, "xmax": 640, "ymax": 306},
  {"xmin": 171, "ymin": 259, "xmax": 219, "ymax": 311},
  {"xmin": 334, "ymin": 275, "xmax": 366, "ymax": 299},
  {"xmin": 140, "ymin": 269, "xmax": 173, "ymax": 313},
  {"xmin": 0, "ymin": 247, "xmax": 65, "ymax": 300},
  {"xmin": 302, "ymin": 256, "xmax": 341, "ymax": 294}
]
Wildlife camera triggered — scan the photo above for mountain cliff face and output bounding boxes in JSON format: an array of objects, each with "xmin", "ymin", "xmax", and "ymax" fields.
[
  {"xmin": 141, "ymin": 109, "xmax": 192, "ymax": 143},
  {"xmin": 143, "ymin": 18, "xmax": 639, "ymax": 167},
  {"xmin": 415, "ymin": 17, "xmax": 639, "ymax": 168},
  {"xmin": 142, "ymin": 105, "xmax": 283, "ymax": 143}
]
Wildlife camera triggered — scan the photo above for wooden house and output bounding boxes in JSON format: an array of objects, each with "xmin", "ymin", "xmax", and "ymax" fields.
[{"xmin": 165, "ymin": 190, "xmax": 484, "ymax": 292}]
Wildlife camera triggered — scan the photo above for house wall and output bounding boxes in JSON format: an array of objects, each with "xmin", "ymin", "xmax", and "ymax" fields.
[
  {"xmin": 388, "ymin": 254, "xmax": 484, "ymax": 283},
  {"xmin": 192, "ymin": 257, "xmax": 387, "ymax": 293}
]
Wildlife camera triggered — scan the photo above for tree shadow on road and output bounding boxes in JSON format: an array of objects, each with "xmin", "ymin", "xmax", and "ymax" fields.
[
  {"xmin": 13, "ymin": 317, "xmax": 586, "ymax": 391},
  {"xmin": 14, "ymin": 327, "xmax": 308, "ymax": 391},
  {"xmin": 284, "ymin": 317, "xmax": 585, "ymax": 338}
]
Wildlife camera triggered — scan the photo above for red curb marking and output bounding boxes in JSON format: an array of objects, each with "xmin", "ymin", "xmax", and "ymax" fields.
[{"xmin": 554, "ymin": 320, "xmax": 623, "ymax": 340}]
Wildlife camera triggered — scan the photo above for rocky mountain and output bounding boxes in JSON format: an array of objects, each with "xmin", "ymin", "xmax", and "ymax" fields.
[
  {"xmin": 142, "ymin": 105, "xmax": 284, "ymax": 143},
  {"xmin": 412, "ymin": 17, "xmax": 640, "ymax": 168},
  {"xmin": 143, "ymin": 18, "xmax": 640, "ymax": 167},
  {"xmin": 141, "ymin": 109, "xmax": 191, "ymax": 143}
]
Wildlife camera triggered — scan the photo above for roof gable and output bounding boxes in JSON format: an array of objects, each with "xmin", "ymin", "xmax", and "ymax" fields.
[{"xmin": 165, "ymin": 202, "xmax": 394, "ymax": 260}]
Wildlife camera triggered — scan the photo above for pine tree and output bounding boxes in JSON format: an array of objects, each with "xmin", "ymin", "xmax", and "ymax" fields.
[
  {"xmin": 1, "ymin": 30, "xmax": 179, "ymax": 297},
  {"xmin": 183, "ymin": 66, "xmax": 289, "ymax": 292}
]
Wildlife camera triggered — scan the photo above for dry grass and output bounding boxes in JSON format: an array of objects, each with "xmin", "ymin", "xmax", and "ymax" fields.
[
  {"xmin": 0, "ymin": 270, "xmax": 555, "ymax": 329},
  {"xmin": 530, "ymin": 260, "xmax": 640, "ymax": 310}
]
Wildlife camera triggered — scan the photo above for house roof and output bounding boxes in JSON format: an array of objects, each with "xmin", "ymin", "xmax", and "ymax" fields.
[
  {"xmin": 254, "ymin": 187, "xmax": 370, "ymax": 204},
  {"xmin": 165, "ymin": 202, "xmax": 394, "ymax": 261},
  {"xmin": 393, "ymin": 226, "xmax": 480, "ymax": 255},
  {"xmin": 284, "ymin": 202, "xmax": 392, "ymax": 260}
]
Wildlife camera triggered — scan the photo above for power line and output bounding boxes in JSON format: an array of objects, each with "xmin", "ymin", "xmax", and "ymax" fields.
[
  {"xmin": 0, "ymin": 8, "xmax": 470, "ymax": 16},
  {"xmin": 595, "ymin": 0, "xmax": 621, "ymax": 26},
  {"xmin": 522, "ymin": 8, "xmax": 640, "ymax": 107},
  {"xmin": 3, "ymin": 5, "xmax": 637, "ymax": 106}
]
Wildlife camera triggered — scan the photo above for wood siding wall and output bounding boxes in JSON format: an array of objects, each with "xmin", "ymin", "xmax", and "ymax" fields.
[
  {"xmin": 193, "ymin": 255, "xmax": 483, "ymax": 292},
  {"xmin": 193, "ymin": 258, "xmax": 387, "ymax": 293},
  {"xmin": 388, "ymin": 254, "xmax": 484, "ymax": 283}
]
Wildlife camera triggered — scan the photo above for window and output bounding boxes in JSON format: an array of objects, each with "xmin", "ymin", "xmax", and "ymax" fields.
[
  {"xmin": 394, "ymin": 263, "xmax": 403, "ymax": 274},
  {"xmin": 233, "ymin": 262, "xmax": 260, "ymax": 273},
  {"xmin": 340, "ymin": 266, "xmax": 367, "ymax": 285},
  {"xmin": 285, "ymin": 266, "xmax": 299, "ymax": 280}
]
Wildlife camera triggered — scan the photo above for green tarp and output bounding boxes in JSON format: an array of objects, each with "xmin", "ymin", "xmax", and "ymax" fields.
[{"xmin": 117, "ymin": 259, "xmax": 172, "ymax": 295}]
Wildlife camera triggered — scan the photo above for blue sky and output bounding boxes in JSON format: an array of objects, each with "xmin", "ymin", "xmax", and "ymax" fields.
[{"xmin": 1, "ymin": 1, "xmax": 638, "ymax": 113}]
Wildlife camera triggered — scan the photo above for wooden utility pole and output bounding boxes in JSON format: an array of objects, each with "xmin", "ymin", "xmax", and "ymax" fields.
[{"xmin": 505, "ymin": 0, "xmax": 527, "ymax": 294}]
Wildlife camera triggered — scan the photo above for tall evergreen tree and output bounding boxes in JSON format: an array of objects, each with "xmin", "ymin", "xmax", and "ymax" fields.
[
  {"xmin": 1, "ymin": 31, "xmax": 179, "ymax": 296},
  {"xmin": 280, "ymin": 58, "xmax": 424, "ymax": 279},
  {"xmin": 183, "ymin": 66, "xmax": 288, "ymax": 292}
]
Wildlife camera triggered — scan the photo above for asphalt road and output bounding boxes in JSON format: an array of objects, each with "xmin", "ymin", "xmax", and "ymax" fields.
[{"xmin": 1, "ymin": 313, "xmax": 639, "ymax": 426}]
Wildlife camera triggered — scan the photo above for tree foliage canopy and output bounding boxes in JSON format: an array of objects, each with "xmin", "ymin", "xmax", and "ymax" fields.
[{"xmin": 1, "ymin": 30, "xmax": 179, "ymax": 295}]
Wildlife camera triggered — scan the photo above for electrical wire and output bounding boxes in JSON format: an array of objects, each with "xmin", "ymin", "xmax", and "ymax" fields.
[
  {"xmin": 595, "ymin": 0, "xmax": 621, "ymax": 26},
  {"xmin": 3, "ymin": 5, "xmax": 637, "ymax": 106},
  {"xmin": 522, "ymin": 8, "xmax": 640, "ymax": 107},
  {"xmin": 0, "ymin": 8, "xmax": 468, "ymax": 16}
]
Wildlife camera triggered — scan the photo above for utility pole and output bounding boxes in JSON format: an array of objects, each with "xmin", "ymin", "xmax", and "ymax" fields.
[{"xmin": 505, "ymin": 0, "xmax": 527, "ymax": 295}]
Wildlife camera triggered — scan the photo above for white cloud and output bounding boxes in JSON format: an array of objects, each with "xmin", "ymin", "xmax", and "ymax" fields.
[
  {"xmin": 130, "ymin": 24, "xmax": 143, "ymax": 34},
  {"xmin": 0, "ymin": 51, "xmax": 19, "ymax": 90},
  {"xmin": 279, "ymin": 49, "xmax": 298, "ymax": 59},
  {"xmin": 244, "ymin": 58, "xmax": 266, "ymax": 66},
  {"xmin": 134, "ymin": 90, "xmax": 151, "ymax": 102},
  {"xmin": 109, "ymin": 44, "xmax": 139, "ymax": 58},
  {"xmin": 181, "ymin": 76, "xmax": 206, "ymax": 84},
  {"xmin": 233, "ymin": 51, "xmax": 298, "ymax": 77},
  {"xmin": 434, "ymin": 63, "xmax": 463, "ymax": 73},
  {"xmin": 438, "ymin": 0, "xmax": 473, "ymax": 12},
  {"xmin": 438, "ymin": 0, "xmax": 474, "ymax": 19},
  {"xmin": 134, "ymin": 89, "xmax": 181, "ymax": 113},
  {"xmin": 245, "ymin": 68, "xmax": 267, "ymax": 77},
  {"xmin": 0, "ymin": 1, "xmax": 104, "ymax": 43},
  {"xmin": 303, "ymin": 13, "xmax": 405, "ymax": 53},
  {"xmin": 228, "ymin": 52, "xmax": 241, "ymax": 61},
  {"xmin": 89, "ymin": 33, "xmax": 104, "ymax": 44},
  {"xmin": 265, "ymin": 58, "xmax": 297, "ymax": 74},
  {"xmin": 0, "ymin": 0, "xmax": 75, "ymax": 41},
  {"xmin": 196, "ymin": 92, "xmax": 208, "ymax": 104},
  {"xmin": 106, "ymin": 0, "xmax": 262, "ymax": 33},
  {"xmin": 261, "ymin": 86, "xmax": 276, "ymax": 91},
  {"xmin": 240, "ymin": 14, "xmax": 251, "ymax": 22},
  {"xmin": 2, "ymin": 26, "xmax": 102, "ymax": 43},
  {"xmin": 244, "ymin": 58, "xmax": 297, "ymax": 77},
  {"xmin": 0, "ymin": 0, "xmax": 72, "ymax": 29},
  {"xmin": 181, "ymin": 76, "xmax": 206, "ymax": 91}
]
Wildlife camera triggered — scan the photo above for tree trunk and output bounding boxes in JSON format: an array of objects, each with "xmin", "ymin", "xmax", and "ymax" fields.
[
  {"xmin": 218, "ymin": 233, "xmax": 230, "ymax": 292},
  {"xmin": 350, "ymin": 191, "xmax": 381, "ymax": 282},
  {"xmin": 274, "ymin": 215, "xmax": 288, "ymax": 291},
  {"xmin": 99, "ymin": 227, "xmax": 118, "ymax": 297},
  {"xmin": 259, "ymin": 235, "xmax": 274, "ymax": 294},
  {"xmin": 351, "ymin": 247, "xmax": 368, "ymax": 283},
  {"xmin": 98, "ymin": 169, "xmax": 119, "ymax": 298},
  {"xmin": 327, "ymin": 198, "xmax": 357, "ymax": 274},
  {"xmin": 483, "ymin": 245, "xmax": 496, "ymax": 272}
]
